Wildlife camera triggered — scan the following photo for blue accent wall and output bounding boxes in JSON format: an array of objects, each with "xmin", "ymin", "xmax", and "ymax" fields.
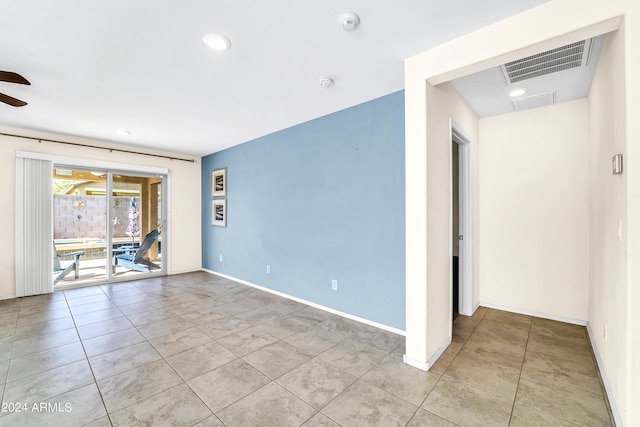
[{"xmin": 202, "ymin": 91, "xmax": 405, "ymax": 330}]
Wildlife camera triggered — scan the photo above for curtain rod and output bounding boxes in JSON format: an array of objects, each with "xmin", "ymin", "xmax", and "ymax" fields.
[{"xmin": 0, "ymin": 132, "xmax": 196, "ymax": 163}]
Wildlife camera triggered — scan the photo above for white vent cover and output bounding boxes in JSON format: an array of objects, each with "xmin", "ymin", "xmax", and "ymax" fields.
[
  {"xmin": 512, "ymin": 91, "xmax": 556, "ymax": 111},
  {"xmin": 501, "ymin": 38, "xmax": 594, "ymax": 83}
]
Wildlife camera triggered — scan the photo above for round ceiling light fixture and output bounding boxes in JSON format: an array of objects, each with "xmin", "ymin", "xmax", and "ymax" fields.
[
  {"xmin": 203, "ymin": 33, "xmax": 231, "ymax": 51},
  {"xmin": 319, "ymin": 77, "xmax": 334, "ymax": 88},
  {"xmin": 338, "ymin": 12, "xmax": 360, "ymax": 31},
  {"xmin": 509, "ymin": 88, "xmax": 527, "ymax": 97}
]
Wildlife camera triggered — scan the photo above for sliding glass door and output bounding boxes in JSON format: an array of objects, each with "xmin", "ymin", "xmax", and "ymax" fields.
[{"xmin": 52, "ymin": 166, "xmax": 166, "ymax": 287}]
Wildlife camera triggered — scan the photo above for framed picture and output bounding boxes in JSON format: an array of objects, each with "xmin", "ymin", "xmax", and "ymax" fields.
[
  {"xmin": 212, "ymin": 199, "xmax": 227, "ymax": 227},
  {"xmin": 212, "ymin": 168, "xmax": 227, "ymax": 197}
]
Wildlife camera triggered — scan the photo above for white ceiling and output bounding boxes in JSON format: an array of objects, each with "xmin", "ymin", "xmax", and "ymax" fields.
[
  {"xmin": 451, "ymin": 35, "xmax": 605, "ymax": 118},
  {"xmin": 0, "ymin": 0, "xmax": 548, "ymax": 156}
]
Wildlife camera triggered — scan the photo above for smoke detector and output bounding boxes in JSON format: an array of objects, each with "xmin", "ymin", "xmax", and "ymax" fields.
[
  {"xmin": 319, "ymin": 77, "xmax": 334, "ymax": 88},
  {"xmin": 338, "ymin": 13, "xmax": 360, "ymax": 31}
]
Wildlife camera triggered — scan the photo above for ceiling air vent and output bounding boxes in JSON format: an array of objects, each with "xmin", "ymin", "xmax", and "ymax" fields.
[
  {"xmin": 512, "ymin": 91, "xmax": 556, "ymax": 111},
  {"xmin": 501, "ymin": 38, "xmax": 594, "ymax": 83}
]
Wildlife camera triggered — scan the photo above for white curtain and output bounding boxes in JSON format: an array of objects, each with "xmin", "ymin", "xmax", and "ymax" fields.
[{"xmin": 15, "ymin": 156, "xmax": 53, "ymax": 297}]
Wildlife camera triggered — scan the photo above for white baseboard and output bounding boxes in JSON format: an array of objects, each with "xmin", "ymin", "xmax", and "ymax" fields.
[
  {"xmin": 0, "ymin": 294, "xmax": 17, "ymax": 301},
  {"xmin": 479, "ymin": 302, "xmax": 587, "ymax": 326},
  {"xmin": 202, "ymin": 269, "xmax": 405, "ymax": 336},
  {"xmin": 403, "ymin": 355, "xmax": 430, "ymax": 371},
  {"xmin": 586, "ymin": 323, "xmax": 623, "ymax": 427}
]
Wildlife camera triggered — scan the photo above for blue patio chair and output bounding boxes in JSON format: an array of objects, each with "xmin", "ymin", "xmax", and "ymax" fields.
[
  {"xmin": 53, "ymin": 243, "xmax": 85, "ymax": 284},
  {"xmin": 112, "ymin": 229, "xmax": 159, "ymax": 273}
]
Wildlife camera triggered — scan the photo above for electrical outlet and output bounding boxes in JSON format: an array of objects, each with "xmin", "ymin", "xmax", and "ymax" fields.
[
  {"xmin": 332, "ymin": 280, "xmax": 338, "ymax": 291},
  {"xmin": 219, "ymin": 254, "xmax": 223, "ymax": 262},
  {"xmin": 266, "ymin": 265, "xmax": 271, "ymax": 274}
]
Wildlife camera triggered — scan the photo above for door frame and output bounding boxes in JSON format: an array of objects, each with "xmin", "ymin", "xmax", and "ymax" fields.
[{"xmin": 449, "ymin": 119, "xmax": 473, "ymax": 317}]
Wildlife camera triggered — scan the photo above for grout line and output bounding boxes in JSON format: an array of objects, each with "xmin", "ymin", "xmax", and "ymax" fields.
[{"xmin": 507, "ymin": 317, "xmax": 532, "ymax": 426}]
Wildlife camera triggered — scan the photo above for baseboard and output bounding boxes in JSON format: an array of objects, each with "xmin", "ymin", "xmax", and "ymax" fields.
[
  {"xmin": 586, "ymin": 323, "xmax": 623, "ymax": 427},
  {"xmin": 202, "ymin": 269, "xmax": 405, "ymax": 336},
  {"xmin": 479, "ymin": 302, "xmax": 587, "ymax": 326},
  {"xmin": 0, "ymin": 294, "xmax": 17, "ymax": 301},
  {"xmin": 403, "ymin": 355, "xmax": 430, "ymax": 371}
]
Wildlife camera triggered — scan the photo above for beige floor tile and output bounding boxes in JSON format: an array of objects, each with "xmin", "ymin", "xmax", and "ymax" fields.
[
  {"xmin": 7, "ymin": 341, "xmax": 86, "ymax": 382},
  {"xmin": 319, "ymin": 339, "xmax": 386, "ymax": 377},
  {"xmin": 235, "ymin": 306, "xmax": 284, "ymax": 325},
  {"xmin": 523, "ymin": 350, "xmax": 602, "ymax": 395},
  {"xmin": 76, "ymin": 317, "xmax": 134, "ymax": 340},
  {"xmin": 243, "ymin": 340, "xmax": 312, "ymax": 379},
  {"xmin": 526, "ymin": 330, "xmax": 593, "ymax": 362},
  {"xmin": 255, "ymin": 315, "xmax": 315, "ymax": 339},
  {"xmin": 216, "ymin": 326, "xmax": 279, "ymax": 356},
  {"xmin": 444, "ymin": 352, "xmax": 521, "ymax": 400},
  {"xmin": 362, "ymin": 355, "xmax": 439, "ymax": 406},
  {"xmin": 69, "ymin": 300, "xmax": 117, "ymax": 316},
  {"xmin": 510, "ymin": 403, "xmax": 580, "ymax": 426},
  {"xmin": 89, "ymin": 341, "xmax": 162, "ymax": 380},
  {"xmin": 148, "ymin": 327, "xmax": 212, "ymax": 357},
  {"xmin": 136, "ymin": 316, "xmax": 195, "ymax": 340},
  {"xmin": 3, "ymin": 359, "xmax": 94, "ymax": 404},
  {"xmin": 125, "ymin": 307, "xmax": 178, "ymax": 326},
  {"xmin": 321, "ymin": 380, "xmax": 417, "ymax": 427},
  {"xmin": 429, "ymin": 346, "xmax": 457, "ymax": 375},
  {"xmin": 11, "ymin": 328, "xmax": 79, "ymax": 358},
  {"xmin": 72, "ymin": 307, "xmax": 124, "ymax": 327},
  {"xmin": 422, "ymin": 376, "xmax": 513, "ymax": 427},
  {"xmin": 407, "ymin": 408, "xmax": 458, "ymax": 426},
  {"xmin": 459, "ymin": 331, "xmax": 526, "ymax": 370},
  {"xmin": 0, "ymin": 383, "xmax": 107, "ymax": 427},
  {"xmin": 192, "ymin": 416, "xmax": 225, "ymax": 426},
  {"xmin": 199, "ymin": 316, "xmax": 252, "ymax": 340},
  {"xmin": 81, "ymin": 327, "xmax": 147, "ymax": 358},
  {"xmin": 97, "ymin": 359, "xmax": 183, "ymax": 413},
  {"xmin": 277, "ymin": 358, "xmax": 357, "ymax": 409},
  {"xmin": 217, "ymin": 382, "xmax": 316, "ymax": 427},
  {"xmin": 166, "ymin": 341, "xmax": 237, "ymax": 380},
  {"xmin": 110, "ymin": 383, "xmax": 213, "ymax": 426},
  {"xmin": 284, "ymin": 327, "xmax": 349, "ymax": 356},
  {"xmin": 352, "ymin": 328, "xmax": 405, "ymax": 354},
  {"xmin": 15, "ymin": 307, "xmax": 71, "ymax": 327},
  {"xmin": 516, "ymin": 367, "xmax": 612, "ymax": 426},
  {"xmin": 188, "ymin": 359, "xmax": 270, "ymax": 412},
  {"xmin": 302, "ymin": 412, "xmax": 341, "ymax": 426},
  {"xmin": 13, "ymin": 317, "xmax": 76, "ymax": 340}
]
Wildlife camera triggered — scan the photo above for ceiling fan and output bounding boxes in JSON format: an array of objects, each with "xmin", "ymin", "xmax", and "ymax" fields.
[{"xmin": 0, "ymin": 71, "xmax": 30, "ymax": 107}]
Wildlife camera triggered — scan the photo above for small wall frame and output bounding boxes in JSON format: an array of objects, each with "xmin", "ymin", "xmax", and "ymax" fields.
[
  {"xmin": 212, "ymin": 168, "xmax": 227, "ymax": 197},
  {"xmin": 212, "ymin": 199, "xmax": 227, "ymax": 227}
]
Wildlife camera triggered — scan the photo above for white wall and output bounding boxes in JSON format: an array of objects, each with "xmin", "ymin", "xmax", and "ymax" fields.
[
  {"xmin": 404, "ymin": 80, "xmax": 479, "ymax": 366},
  {"xmin": 0, "ymin": 126, "xmax": 202, "ymax": 298},
  {"xmin": 588, "ymin": 26, "xmax": 629, "ymax": 421},
  {"xmin": 479, "ymin": 99, "xmax": 590, "ymax": 321}
]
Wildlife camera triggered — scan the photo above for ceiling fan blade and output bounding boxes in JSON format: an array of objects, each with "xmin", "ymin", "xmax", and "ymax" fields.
[
  {"xmin": 0, "ymin": 71, "xmax": 30, "ymax": 85},
  {"xmin": 0, "ymin": 92, "xmax": 28, "ymax": 107}
]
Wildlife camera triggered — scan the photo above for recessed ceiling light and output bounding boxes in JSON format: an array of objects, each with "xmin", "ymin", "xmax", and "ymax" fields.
[
  {"xmin": 203, "ymin": 33, "xmax": 231, "ymax": 51},
  {"xmin": 509, "ymin": 88, "xmax": 527, "ymax": 97},
  {"xmin": 116, "ymin": 130, "xmax": 130, "ymax": 136}
]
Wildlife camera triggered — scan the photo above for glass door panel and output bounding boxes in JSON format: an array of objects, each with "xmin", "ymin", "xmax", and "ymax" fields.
[
  {"xmin": 53, "ymin": 167, "xmax": 109, "ymax": 286},
  {"xmin": 110, "ymin": 173, "xmax": 163, "ymax": 279}
]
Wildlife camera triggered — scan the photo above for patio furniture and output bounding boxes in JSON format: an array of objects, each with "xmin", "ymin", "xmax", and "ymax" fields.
[
  {"xmin": 53, "ymin": 243, "xmax": 85, "ymax": 284},
  {"xmin": 112, "ymin": 229, "xmax": 159, "ymax": 273}
]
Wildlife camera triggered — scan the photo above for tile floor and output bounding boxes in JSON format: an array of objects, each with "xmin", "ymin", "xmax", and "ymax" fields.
[{"xmin": 0, "ymin": 272, "xmax": 613, "ymax": 426}]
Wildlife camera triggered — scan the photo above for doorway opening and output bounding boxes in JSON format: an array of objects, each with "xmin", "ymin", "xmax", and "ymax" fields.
[{"xmin": 450, "ymin": 120, "xmax": 473, "ymax": 318}]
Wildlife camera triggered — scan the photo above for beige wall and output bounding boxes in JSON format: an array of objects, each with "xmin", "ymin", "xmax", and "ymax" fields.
[
  {"xmin": 588, "ymin": 26, "xmax": 629, "ymax": 420},
  {"xmin": 0, "ymin": 126, "xmax": 202, "ymax": 298},
  {"xmin": 405, "ymin": 80, "xmax": 479, "ymax": 364},
  {"xmin": 405, "ymin": 0, "xmax": 638, "ymax": 423},
  {"xmin": 478, "ymin": 99, "xmax": 590, "ymax": 321}
]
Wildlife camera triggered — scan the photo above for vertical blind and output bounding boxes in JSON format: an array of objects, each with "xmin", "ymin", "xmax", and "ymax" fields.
[{"xmin": 15, "ymin": 156, "xmax": 53, "ymax": 297}]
